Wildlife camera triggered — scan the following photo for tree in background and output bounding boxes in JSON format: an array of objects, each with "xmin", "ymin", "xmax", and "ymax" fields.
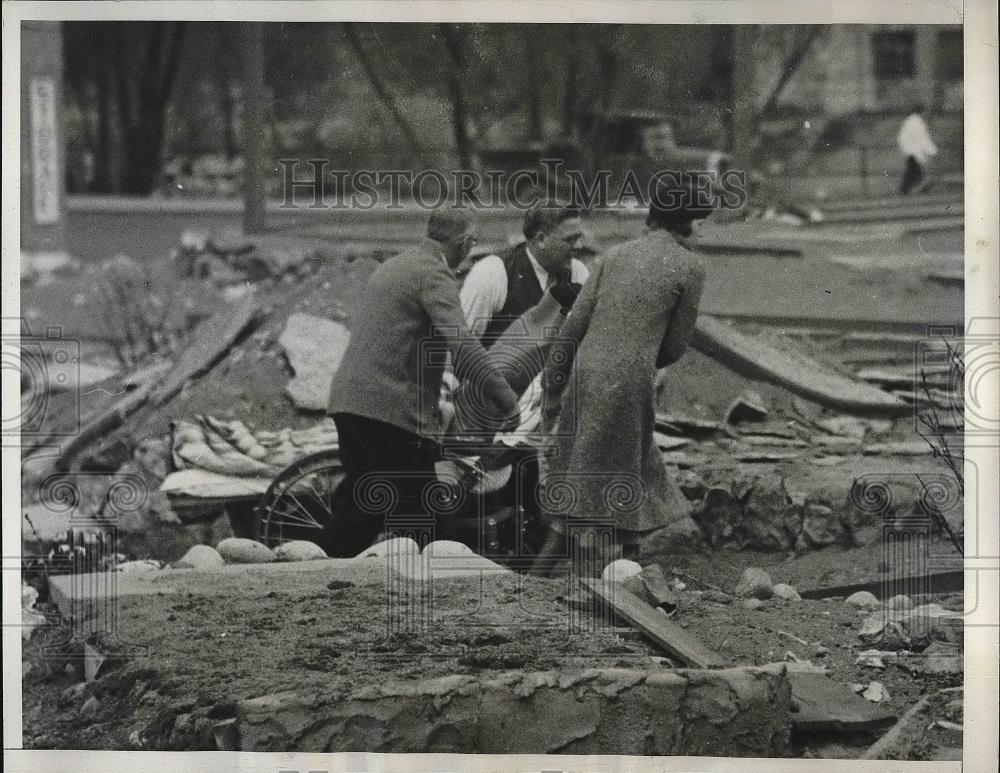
[{"xmin": 63, "ymin": 21, "xmax": 186, "ymax": 194}]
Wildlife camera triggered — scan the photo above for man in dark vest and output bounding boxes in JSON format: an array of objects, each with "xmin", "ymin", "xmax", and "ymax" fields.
[
  {"xmin": 451, "ymin": 202, "xmax": 590, "ymax": 555},
  {"xmin": 327, "ymin": 208, "xmax": 520, "ymax": 555},
  {"xmin": 460, "ymin": 202, "xmax": 590, "ymax": 346}
]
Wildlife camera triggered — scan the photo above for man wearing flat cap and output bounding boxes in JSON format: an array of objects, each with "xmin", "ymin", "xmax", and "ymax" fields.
[{"xmin": 327, "ymin": 208, "xmax": 520, "ymax": 554}]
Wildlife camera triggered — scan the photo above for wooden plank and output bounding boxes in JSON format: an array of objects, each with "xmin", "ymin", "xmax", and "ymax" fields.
[
  {"xmin": 693, "ymin": 315, "xmax": 912, "ymax": 418},
  {"xmin": 579, "ymin": 578, "xmax": 727, "ymax": 668},
  {"xmin": 798, "ymin": 570, "xmax": 964, "ymax": 600},
  {"xmin": 151, "ymin": 295, "xmax": 262, "ymax": 406},
  {"xmin": 789, "ymin": 672, "xmax": 897, "ymax": 735}
]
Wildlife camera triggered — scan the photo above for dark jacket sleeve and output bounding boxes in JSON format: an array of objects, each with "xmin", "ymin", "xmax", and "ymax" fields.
[
  {"xmin": 419, "ymin": 263, "xmax": 519, "ymax": 415},
  {"xmin": 656, "ymin": 261, "xmax": 705, "ymax": 368}
]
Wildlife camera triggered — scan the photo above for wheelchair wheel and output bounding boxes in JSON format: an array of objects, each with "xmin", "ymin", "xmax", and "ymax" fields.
[{"xmin": 256, "ymin": 450, "xmax": 345, "ymax": 549}]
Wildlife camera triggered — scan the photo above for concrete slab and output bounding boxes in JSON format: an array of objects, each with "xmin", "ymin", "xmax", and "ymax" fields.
[
  {"xmin": 236, "ymin": 664, "xmax": 791, "ymax": 754},
  {"xmin": 47, "ymin": 557, "xmax": 387, "ymax": 621}
]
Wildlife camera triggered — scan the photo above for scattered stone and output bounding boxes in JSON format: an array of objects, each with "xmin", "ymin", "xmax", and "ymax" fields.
[
  {"xmin": 887, "ymin": 594, "xmax": 913, "ymax": 612},
  {"xmin": 81, "ymin": 696, "xmax": 100, "ymax": 717},
  {"xmin": 814, "ymin": 645, "xmax": 830, "ymax": 657},
  {"xmin": 677, "ymin": 470, "xmax": 707, "ymax": 501},
  {"xmin": 181, "ymin": 230, "xmax": 209, "ymax": 253},
  {"xmin": 117, "ymin": 559, "xmax": 162, "ymax": 573},
  {"xmin": 815, "ymin": 416, "xmax": 869, "ymax": 439},
  {"xmin": 693, "ymin": 487, "xmax": 740, "ymax": 547},
  {"xmin": 280, "ymin": 313, "xmax": 351, "ymax": 411},
  {"xmin": 173, "ymin": 544, "xmax": 225, "ymax": 570},
  {"xmin": 327, "ymin": 580, "xmax": 356, "ymax": 591},
  {"xmin": 773, "ymin": 583, "xmax": 801, "ymax": 601},
  {"xmin": 725, "ymin": 390, "xmax": 769, "ymax": 425},
  {"xmin": 845, "ymin": 591, "xmax": 880, "ymax": 608},
  {"xmin": 703, "ymin": 589, "xmax": 733, "ymax": 604},
  {"xmin": 921, "ymin": 655, "xmax": 962, "ymax": 675},
  {"xmin": 734, "ymin": 567, "xmax": 774, "ymax": 600},
  {"xmin": 357, "ymin": 537, "xmax": 419, "ymax": 559},
  {"xmin": 858, "ymin": 603, "xmax": 963, "ymax": 650},
  {"xmin": 422, "ymin": 540, "xmax": 475, "ymax": 557},
  {"xmin": 216, "ymin": 538, "xmax": 275, "ymax": 564},
  {"xmin": 798, "ymin": 502, "xmax": 841, "ymax": 547},
  {"xmin": 861, "ymin": 681, "xmax": 889, "ymax": 703},
  {"xmin": 128, "ymin": 730, "xmax": 144, "ymax": 748},
  {"xmin": 743, "ymin": 598, "xmax": 765, "ymax": 611},
  {"xmin": 208, "ymin": 229, "xmax": 255, "ymax": 255},
  {"xmin": 62, "ymin": 682, "xmax": 87, "ymax": 701},
  {"xmin": 601, "ymin": 559, "xmax": 643, "ymax": 583},
  {"xmin": 273, "ymin": 540, "xmax": 327, "ymax": 562},
  {"xmin": 636, "ymin": 516, "xmax": 703, "ymax": 559},
  {"xmin": 622, "ymin": 564, "xmax": 678, "ymax": 613},
  {"xmin": 856, "ymin": 651, "xmax": 886, "ymax": 669}
]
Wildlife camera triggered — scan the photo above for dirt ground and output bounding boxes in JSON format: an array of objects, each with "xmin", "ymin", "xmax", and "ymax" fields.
[{"xmin": 21, "ymin": 542, "xmax": 963, "ymax": 756}]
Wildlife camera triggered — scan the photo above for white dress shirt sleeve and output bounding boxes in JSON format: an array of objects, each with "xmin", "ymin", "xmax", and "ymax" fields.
[{"xmin": 460, "ymin": 254, "xmax": 508, "ymax": 338}]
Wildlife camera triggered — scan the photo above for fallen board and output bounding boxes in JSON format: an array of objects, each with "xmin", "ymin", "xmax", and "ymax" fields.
[
  {"xmin": 151, "ymin": 294, "xmax": 262, "ymax": 406},
  {"xmin": 789, "ymin": 671, "xmax": 897, "ymax": 735},
  {"xmin": 580, "ymin": 578, "xmax": 727, "ymax": 668},
  {"xmin": 797, "ymin": 570, "xmax": 964, "ymax": 600},
  {"xmin": 692, "ymin": 315, "xmax": 912, "ymax": 418},
  {"xmin": 581, "ymin": 579, "xmax": 899, "ymax": 736}
]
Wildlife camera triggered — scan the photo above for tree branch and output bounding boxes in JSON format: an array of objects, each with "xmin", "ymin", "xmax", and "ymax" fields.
[{"xmin": 342, "ymin": 23, "xmax": 423, "ymax": 158}]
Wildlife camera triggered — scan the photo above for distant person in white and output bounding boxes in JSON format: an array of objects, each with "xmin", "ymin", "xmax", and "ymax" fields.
[{"xmin": 897, "ymin": 103, "xmax": 938, "ymax": 195}]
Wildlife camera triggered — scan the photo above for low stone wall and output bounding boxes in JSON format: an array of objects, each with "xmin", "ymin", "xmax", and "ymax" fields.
[{"xmin": 236, "ymin": 665, "xmax": 791, "ymax": 756}]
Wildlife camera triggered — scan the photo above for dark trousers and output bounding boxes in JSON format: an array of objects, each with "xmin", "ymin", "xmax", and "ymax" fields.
[
  {"xmin": 900, "ymin": 156, "xmax": 925, "ymax": 195},
  {"xmin": 330, "ymin": 413, "xmax": 440, "ymax": 554}
]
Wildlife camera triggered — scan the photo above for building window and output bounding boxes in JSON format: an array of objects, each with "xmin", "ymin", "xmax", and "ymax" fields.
[
  {"xmin": 873, "ymin": 31, "xmax": 916, "ymax": 79},
  {"xmin": 936, "ymin": 30, "xmax": 963, "ymax": 81}
]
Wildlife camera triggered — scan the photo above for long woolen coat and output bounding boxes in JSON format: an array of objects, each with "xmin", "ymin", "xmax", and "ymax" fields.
[{"xmin": 540, "ymin": 228, "xmax": 705, "ymax": 535}]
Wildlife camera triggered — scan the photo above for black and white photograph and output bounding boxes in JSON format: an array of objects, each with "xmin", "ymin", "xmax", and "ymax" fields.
[{"xmin": 4, "ymin": 1, "xmax": 998, "ymax": 769}]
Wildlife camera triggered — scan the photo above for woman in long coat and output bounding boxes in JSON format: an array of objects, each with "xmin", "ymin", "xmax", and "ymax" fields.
[{"xmin": 535, "ymin": 192, "xmax": 710, "ymax": 570}]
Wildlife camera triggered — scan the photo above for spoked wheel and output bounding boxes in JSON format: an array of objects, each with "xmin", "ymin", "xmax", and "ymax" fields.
[{"xmin": 256, "ymin": 450, "xmax": 345, "ymax": 550}]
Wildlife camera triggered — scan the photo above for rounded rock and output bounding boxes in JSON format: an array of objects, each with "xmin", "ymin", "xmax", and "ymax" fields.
[
  {"xmin": 173, "ymin": 544, "xmax": 225, "ymax": 570},
  {"xmin": 773, "ymin": 583, "xmax": 801, "ymax": 601},
  {"xmin": 357, "ymin": 537, "xmax": 419, "ymax": 559},
  {"xmin": 273, "ymin": 540, "xmax": 327, "ymax": 562},
  {"xmin": 743, "ymin": 598, "xmax": 765, "ymax": 611},
  {"xmin": 845, "ymin": 590, "xmax": 880, "ymax": 608},
  {"xmin": 601, "ymin": 559, "xmax": 643, "ymax": 583},
  {"xmin": 81, "ymin": 695, "xmax": 100, "ymax": 717},
  {"xmin": 734, "ymin": 567, "xmax": 774, "ymax": 599},
  {"xmin": 886, "ymin": 594, "xmax": 913, "ymax": 612},
  {"xmin": 422, "ymin": 540, "xmax": 475, "ymax": 557},
  {"xmin": 216, "ymin": 538, "xmax": 275, "ymax": 564}
]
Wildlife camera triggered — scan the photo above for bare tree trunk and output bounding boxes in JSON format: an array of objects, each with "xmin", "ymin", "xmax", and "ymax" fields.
[
  {"xmin": 730, "ymin": 26, "xmax": 758, "ymax": 174},
  {"xmin": 439, "ymin": 24, "xmax": 473, "ymax": 169},
  {"xmin": 757, "ymin": 26, "xmax": 823, "ymax": 119},
  {"xmin": 113, "ymin": 22, "xmax": 187, "ymax": 195},
  {"xmin": 240, "ymin": 22, "xmax": 268, "ymax": 232},
  {"xmin": 94, "ymin": 33, "xmax": 114, "ymax": 193},
  {"xmin": 525, "ymin": 28, "xmax": 543, "ymax": 143},
  {"xmin": 342, "ymin": 23, "xmax": 423, "ymax": 159}
]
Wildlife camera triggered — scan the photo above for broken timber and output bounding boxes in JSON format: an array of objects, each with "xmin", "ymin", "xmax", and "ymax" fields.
[
  {"xmin": 692, "ymin": 315, "xmax": 912, "ymax": 417},
  {"xmin": 581, "ymin": 578, "xmax": 899, "ymax": 736},
  {"xmin": 580, "ymin": 578, "xmax": 727, "ymax": 668},
  {"xmin": 797, "ymin": 569, "xmax": 964, "ymax": 600},
  {"xmin": 37, "ymin": 296, "xmax": 262, "ymax": 473}
]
